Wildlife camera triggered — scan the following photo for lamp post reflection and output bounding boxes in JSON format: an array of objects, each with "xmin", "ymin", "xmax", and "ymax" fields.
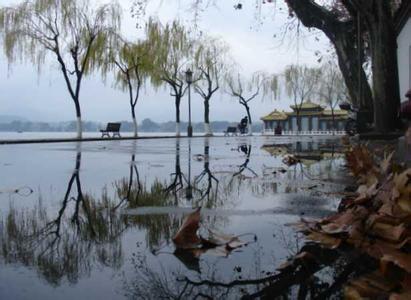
[
  {"xmin": 185, "ymin": 139, "xmax": 193, "ymax": 200},
  {"xmin": 185, "ymin": 68, "xmax": 193, "ymax": 137}
]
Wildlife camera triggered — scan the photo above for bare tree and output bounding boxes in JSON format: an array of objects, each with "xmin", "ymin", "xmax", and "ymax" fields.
[
  {"xmin": 284, "ymin": 64, "xmax": 322, "ymax": 132},
  {"xmin": 318, "ymin": 60, "xmax": 348, "ymax": 133},
  {"xmin": 146, "ymin": 19, "xmax": 193, "ymax": 136},
  {"xmin": 194, "ymin": 38, "xmax": 228, "ymax": 136},
  {"xmin": 0, "ymin": 0, "xmax": 121, "ymax": 138},
  {"xmin": 226, "ymin": 72, "xmax": 267, "ymax": 135},
  {"xmin": 103, "ymin": 39, "xmax": 150, "ymax": 137}
]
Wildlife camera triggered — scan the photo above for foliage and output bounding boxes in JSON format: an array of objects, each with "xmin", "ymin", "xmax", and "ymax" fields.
[
  {"xmin": 0, "ymin": 0, "xmax": 121, "ymax": 77},
  {"xmin": 318, "ymin": 60, "xmax": 348, "ymax": 109},
  {"xmin": 0, "ymin": 0, "xmax": 121, "ymax": 137},
  {"xmin": 145, "ymin": 18, "xmax": 193, "ymax": 89}
]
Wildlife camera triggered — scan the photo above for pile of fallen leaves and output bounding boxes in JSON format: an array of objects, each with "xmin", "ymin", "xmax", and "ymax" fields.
[{"xmin": 290, "ymin": 144, "xmax": 411, "ymax": 299}]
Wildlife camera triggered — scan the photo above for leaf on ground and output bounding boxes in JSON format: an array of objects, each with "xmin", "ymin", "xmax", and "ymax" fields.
[
  {"xmin": 370, "ymin": 222, "xmax": 407, "ymax": 242},
  {"xmin": 282, "ymin": 155, "xmax": 299, "ymax": 166},
  {"xmin": 392, "ymin": 169, "xmax": 411, "ymax": 213},
  {"xmin": 355, "ymin": 181, "xmax": 379, "ymax": 203},
  {"xmin": 382, "ymin": 252, "xmax": 411, "ymax": 273},
  {"xmin": 172, "ymin": 207, "xmax": 202, "ymax": 249},
  {"xmin": 305, "ymin": 231, "xmax": 342, "ymax": 249},
  {"xmin": 277, "ymin": 251, "xmax": 314, "ymax": 271},
  {"xmin": 345, "ymin": 145, "xmax": 376, "ymax": 177},
  {"xmin": 390, "ymin": 291, "xmax": 411, "ymax": 300},
  {"xmin": 201, "ymin": 229, "xmax": 248, "ymax": 250},
  {"xmin": 381, "ymin": 151, "xmax": 395, "ymax": 175},
  {"xmin": 345, "ymin": 271, "xmax": 396, "ymax": 299}
]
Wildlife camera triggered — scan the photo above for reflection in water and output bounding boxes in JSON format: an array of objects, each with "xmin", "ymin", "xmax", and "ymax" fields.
[
  {"xmin": 0, "ymin": 137, "xmax": 351, "ymax": 298},
  {"xmin": 193, "ymin": 138, "xmax": 219, "ymax": 208},
  {"xmin": 0, "ymin": 144, "xmax": 125, "ymax": 285}
]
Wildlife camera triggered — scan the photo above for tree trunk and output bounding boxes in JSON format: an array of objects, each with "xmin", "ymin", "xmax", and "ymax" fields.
[
  {"xmin": 74, "ymin": 100, "xmax": 82, "ymax": 139},
  {"xmin": 244, "ymin": 104, "xmax": 253, "ymax": 135},
  {"xmin": 131, "ymin": 106, "xmax": 138, "ymax": 138},
  {"xmin": 204, "ymin": 98, "xmax": 212, "ymax": 136},
  {"xmin": 285, "ymin": 0, "xmax": 374, "ymax": 115},
  {"xmin": 175, "ymin": 96, "xmax": 181, "ymax": 137},
  {"xmin": 332, "ymin": 109, "xmax": 336, "ymax": 135},
  {"xmin": 364, "ymin": 1, "xmax": 401, "ymax": 132}
]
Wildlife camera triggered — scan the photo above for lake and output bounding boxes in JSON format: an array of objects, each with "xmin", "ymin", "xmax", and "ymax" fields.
[{"xmin": 0, "ymin": 135, "xmax": 349, "ymax": 299}]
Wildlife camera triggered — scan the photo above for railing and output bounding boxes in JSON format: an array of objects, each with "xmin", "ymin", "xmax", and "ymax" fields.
[{"xmin": 262, "ymin": 129, "xmax": 346, "ymax": 136}]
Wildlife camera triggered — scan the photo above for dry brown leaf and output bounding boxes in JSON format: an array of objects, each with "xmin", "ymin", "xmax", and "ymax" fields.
[
  {"xmin": 305, "ymin": 231, "xmax": 342, "ymax": 249},
  {"xmin": 381, "ymin": 151, "xmax": 395, "ymax": 175},
  {"xmin": 173, "ymin": 207, "xmax": 202, "ymax": 249},
  {"xmin": 277, "ymin": 251, "xmax": 314, "ymax": 271},
  {"xmin": 382, "ymin": 252, "xmax": 411, "ymax": 273},
  {"xmin": 282, "ymin": 155, "xmax": 299, "ymax": 166},
  {"xmin": 390, "ymin": 292, "xmax": 411, "ymax": 300},
  {"xmin": 201, "ymin": 229, "xmax": 248, "ymax": 250},
  {"xmin": 370, "ymin": 222, "xmax": 407, "ymax": 242},
  {"xmin": 345, "ymin": 145, "xmax": 377, "ymax": 177},
  {"xmin": 345, "ymin": 271, "xmax": 396, "ymax": 299}
]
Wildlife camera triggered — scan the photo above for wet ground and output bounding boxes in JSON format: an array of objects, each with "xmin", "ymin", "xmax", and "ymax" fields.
[{"xmin": 0, "ymin": 136, "xmax": 350, "ymax": 299}]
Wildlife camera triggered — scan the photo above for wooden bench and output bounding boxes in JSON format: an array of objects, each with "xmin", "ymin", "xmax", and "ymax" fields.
[
  {"xmin": 100, "ymin": 122, "xmax": 121, "ymax": 138},
  {"xmin": 224, "ymin": 126, "xmax": 238, "ymax": 136}
]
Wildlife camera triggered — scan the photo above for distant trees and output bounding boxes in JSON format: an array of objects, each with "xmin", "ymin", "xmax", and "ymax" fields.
[
  {"xmin": 145, "ymin": 19, "xmax": 193, "ymax": 137},
  {"xmin": 0, "ymin": 0, "xmax": 121, "ymax": 138},
  {"xmin": 284, "ymin": 65, "xmax": 321, "ymax": 132},
  {"xmin": 193, "ymin": 38, "xmax": 228, "ymax": 136},
  {"xmin": 103, "ymin": 39, "xmax": 150, "ymax": 137},
  {"xmin": 283, "ymin": 0, "xmax": 401, "ymax": 133},
  {"xmin": 318, "ymin": 61, "xmax": 348, "ymax": 132},
  {"xmin": 226, "ymin": 72, "xmax": 268, "ymax": 135}
]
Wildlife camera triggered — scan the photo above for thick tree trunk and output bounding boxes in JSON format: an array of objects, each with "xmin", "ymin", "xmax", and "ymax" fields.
[
  {"xmin": 131, "ymin": 106, "xmax": 138, "ymax": 138},
  {"xmin": 364, "ymin": 1, "xmax": 401, "ymax": 132},
  {"xmin": 175, "ymin": 96, "xmax": 181, "ymax": 137},
  {"xmin": 74, "ymin": 100, "xmax": 82, "ymax": 139},
  {"xmin": 204, "ymin": 98, "xmax": 212, "ymax": 136},
  {"xmin": 285, "ymin": 0, "xmax": 374, "ymax": 115},
  {"xmin": 244, "ymin": 104, "xmax": 253, "ymax": 135}
]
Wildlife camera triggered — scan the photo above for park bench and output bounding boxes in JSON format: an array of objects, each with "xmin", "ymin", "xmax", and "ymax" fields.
[
  {"xmin": 224, "ymin": 126, "xmax": 238, "ymax": 136},
  {"xmin": 100, "ymin": 122, "xmax": 121, "ymax": 138}
]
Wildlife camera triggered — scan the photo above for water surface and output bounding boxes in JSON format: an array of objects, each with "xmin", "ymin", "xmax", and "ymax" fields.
[{"xmin": 0, "ymin": 136, "xmax": 348, "ymax": 299}]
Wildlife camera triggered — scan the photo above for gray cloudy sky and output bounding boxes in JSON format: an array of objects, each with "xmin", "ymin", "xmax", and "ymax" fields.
[{"xmin": 0, "ymin": 0, "xmax": 329, "ymax": 123}]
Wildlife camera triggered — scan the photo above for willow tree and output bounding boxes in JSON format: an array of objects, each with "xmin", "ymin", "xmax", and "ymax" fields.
[
  {"xmin": 318, "ymin": 61, "xmax": 348, "ymax": 133},
  {"xmin": 226, "ymin": 72, "xmax": 270, "ymax": 136},
  {"xmin": 146, "ymin": 19, "xmax": 193, "ymax": 137},
  {"xmin": 193, "ymin": 38, "xmax": 228, "ymax": 136},
  {"xmin": 284, "ymin": 65, "xmax": 322, "ymax": 132},
  {"xmin": 103, "ymin": 39, "xmax": 150, "ymax": 137},
  {"xmin": 0, "ymin": 0, "xmax": 121, "ymax": 138}
]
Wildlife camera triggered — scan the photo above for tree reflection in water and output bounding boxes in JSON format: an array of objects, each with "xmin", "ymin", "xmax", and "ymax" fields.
[
  {"xmin": 193, "ymin": 138, "xmax": 219, "ymax": 208},
  {"xmin": 122, "ymin": 234, "xmax": 369, "ymax": 299},
  {"xmin": 0, "ymin": 143, "xmax": 125, "ymax": 285}
]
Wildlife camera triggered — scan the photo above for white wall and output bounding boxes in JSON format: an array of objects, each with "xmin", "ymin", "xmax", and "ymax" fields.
[{"xmin": 398, "ymin": 18, "xmax": 411, "ymax": 101}]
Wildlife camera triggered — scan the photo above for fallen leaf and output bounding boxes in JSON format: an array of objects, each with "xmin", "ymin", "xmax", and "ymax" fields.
[
  {"xmin": 305, "ymin": 231, "xmax": 342, "ymax": 249},
  {"xmin": 381, "ymin": 151, "xmax": 395, "ymax": 175},
  {"xmin": 201, "ymin": 229, "xmax": 248, "ymax": 250},
  {"xmin": 173, "ymin": 207, "xmax": 202, "ymax": 249},
  {"xmin": 277, "ymin": 251, "xmax": 314, "ymax": 271},
  {"xmin": 370, "ymin": 222, "xmax": 407, "ymax": 242},
  {"xmin": 282, "ymin": 155, "xmax": 299, "ymax": 166},
  {"xmin": 382, "ymin": 252, "xmax": 411, "ymax": 273}
]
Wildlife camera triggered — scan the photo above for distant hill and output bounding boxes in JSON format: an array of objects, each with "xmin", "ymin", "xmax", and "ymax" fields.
[
  {"xmin": 0, "ymin": 115, "xmax": 28, "ymax": 123},
  {"xmin": 0, "ymin": 118, "xmax": 263, "ymax": 132}
]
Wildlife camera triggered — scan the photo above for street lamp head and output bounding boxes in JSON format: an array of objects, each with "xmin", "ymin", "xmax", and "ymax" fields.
[{"xmin": 185, "ymin": 68, "xmax": 193, "ymax": 84}]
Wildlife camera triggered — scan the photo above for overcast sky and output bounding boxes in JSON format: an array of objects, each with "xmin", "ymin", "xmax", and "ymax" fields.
[{"xmin": 0, "ymin": 0, "xmax": 330, "ymax": 123}]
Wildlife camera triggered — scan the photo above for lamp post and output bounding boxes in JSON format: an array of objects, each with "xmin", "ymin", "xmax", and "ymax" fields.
[{"xmin": 185, "ymin": 68, "xmax": 193, "ymax": 137}]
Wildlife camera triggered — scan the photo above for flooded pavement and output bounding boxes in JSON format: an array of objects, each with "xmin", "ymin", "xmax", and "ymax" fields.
[{"xmin": 0, "ymin": 136, "xmax": 350, "ymax": 299}]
